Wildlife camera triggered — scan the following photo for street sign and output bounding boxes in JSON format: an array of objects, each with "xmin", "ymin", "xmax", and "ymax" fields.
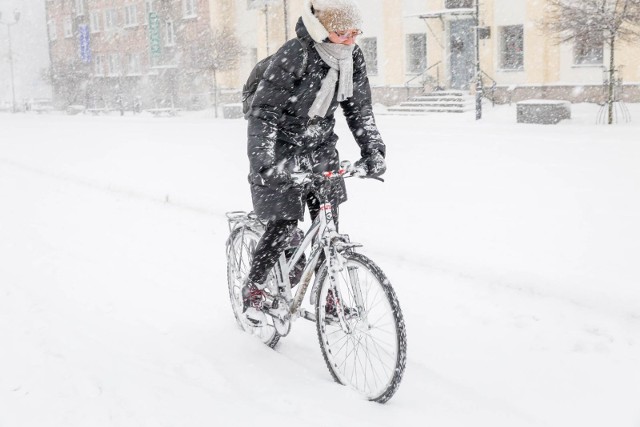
[
  {"xmin": 79, "ymin": 24, "xmax": 91, "ymax": 63},
  {"xmin": 149, "ymin": 11, "xmax": 161, "ymax": 57}
]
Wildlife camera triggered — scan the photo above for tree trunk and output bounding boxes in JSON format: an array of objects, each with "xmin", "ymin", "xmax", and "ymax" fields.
[
  {"xmin": 608, "ymin": 37, "xmax": 615, "ymax": 125},
  {"xmin": 213, "ymin": 69, "xmax": 218, "ymax": 118}
]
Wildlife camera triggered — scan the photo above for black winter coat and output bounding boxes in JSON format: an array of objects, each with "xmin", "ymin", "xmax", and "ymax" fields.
[{"xmin": 247, "ymin": 17, "xmax": 385, "ymax": 221}]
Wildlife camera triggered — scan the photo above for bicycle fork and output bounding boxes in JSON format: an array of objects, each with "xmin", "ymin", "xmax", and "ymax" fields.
[{"xmin": 326, "ymin": 247, "xmax": 370, "ymax": 334}]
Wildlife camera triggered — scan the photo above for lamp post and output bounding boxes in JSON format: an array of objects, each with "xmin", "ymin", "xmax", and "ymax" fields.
[
  {"xmin": 474, "ymin": 0, "xmax": 482, "ymax": 120},
  {"xmin": 283, "ymin": 0, "xmax": 289, "ymax": 41},
  {"xmin": 264, "ymin": 4, "xmax": 270, "ymax": 55},
  {"xmin": 0, "ymin": 9, "xmax": 20, "ymax": 113}
]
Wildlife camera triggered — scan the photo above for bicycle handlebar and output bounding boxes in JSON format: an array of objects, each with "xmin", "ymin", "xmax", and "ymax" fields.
[{"xmin": 291, "ymin": 160, "xmax": 384, "ymax": 187}]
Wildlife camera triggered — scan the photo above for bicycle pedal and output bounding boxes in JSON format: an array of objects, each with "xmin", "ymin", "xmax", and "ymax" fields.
[{"xmin": 244, "ymin": 307, "xmax": 267, "ymax": 327}]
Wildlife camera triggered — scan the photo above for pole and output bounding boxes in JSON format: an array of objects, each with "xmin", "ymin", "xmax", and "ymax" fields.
[
  {"xmin": 283, "ymin": 0, "xmax": 289, "ymax": 41},
  {"xmin": 264, "ymin": 5, "xmax": 270, "ymax": 56},
  {"xmin": 474, "ymin": 0, "xmax": 482, "ymax": 120},
  {"xmin": 608, "ymin": 37, "xmax": 615, "ymax": 125},
  {"xmin": 7, "ymin": 24, "xmax": 17, "ymax": 113}
]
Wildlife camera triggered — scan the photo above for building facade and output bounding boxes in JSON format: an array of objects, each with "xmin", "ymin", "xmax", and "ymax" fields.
[
  {"xmin": 45, "ymin": 0, "xmax": 640, "ymax": 110},
  {"xmin": 253, "ymin": 0, "xmax": 640, "ymax": 105},
  {"xmin": 45, "ymin": 0, "xmax": 223, "ymax": 110}
]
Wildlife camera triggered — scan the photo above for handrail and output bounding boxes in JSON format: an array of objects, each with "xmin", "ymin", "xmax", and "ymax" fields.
[
  {"xmin": 478, "ymin": 68, "xmax": 497, "ymax": 106},
  {"xmin": 479, "ymin": 69, "xmax": 496, "ymax": 87},
  {"xmin": 405, "ymin": 61, "xmax": 442, "ymax": 88}
]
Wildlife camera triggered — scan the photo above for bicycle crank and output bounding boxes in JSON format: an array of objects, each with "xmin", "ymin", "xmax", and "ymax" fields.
[{"xmin": 265, "ymin": 297, "xmax": 291, "ymax": 336}]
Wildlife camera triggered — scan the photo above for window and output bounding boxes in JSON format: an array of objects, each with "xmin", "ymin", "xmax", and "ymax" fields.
[
  {"xmin": 75, "ymin": 0, "xmax": 84, "ymax": 16},
  {"xmin": 360, "ymin": 37, "xmax": 378, "ymax": 75},
  {"xmin": 94, "ymin": 54, "xmax": 105, "ymax": 76},
  {"xmin": 90, "ymin": 11, "xmax": 101, "ymax": 33},
  {"xmin": 574, "ymin": 34, "xmax": 603, "ymax": 65},
  {"xmin": 63, "ymin": 15, "xmax": 73, "ymax": 38},
  {"xmin": 500, "ymin": 25, "xmax": 524, "ymax": 70},
  {"xmin": 183, "ymin": 0, "xmax": 197, "ymax": 18},
  {"xmin": 104, "ymin": 9, "xmax": 118, "ymax": 30},
  {"xmin": 127, "ymin": 53, "xmax": 142, "ymax": 75},
  {"xmin": 165, "ymin": 20, "xmax": 176, "ymax": 46},
  {"xmin": 48, "ymin": 20, "xmax": 57, "ymax": 41},
  {"xmin": 145, "ymin": 0, "xmax": 153, "ymax": 24},
  {"xmin": 406, "ymin": 33, "xmax": 427, "ymax": 74},
  {"xmin": 108, "ymin": 54, "xmax": 121, "ymax": 76},
  {"xmin": 445, "ymin": 0, "xmax": 473, "ymax": 8},
  {"xmin": 124, "ymin": 4, "xmax": 138, "ymax": 27}
]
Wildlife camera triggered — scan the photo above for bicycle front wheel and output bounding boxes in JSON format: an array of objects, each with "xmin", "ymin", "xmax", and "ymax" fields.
[{"xmin": 315, "ymin": 252, "xmax": 407, "ymax": 403}]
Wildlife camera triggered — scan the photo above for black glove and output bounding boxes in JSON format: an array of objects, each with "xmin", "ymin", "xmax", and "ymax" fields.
[{"xmin": 355, "ymin": 150, "xmax": 386, "ymax": 178}]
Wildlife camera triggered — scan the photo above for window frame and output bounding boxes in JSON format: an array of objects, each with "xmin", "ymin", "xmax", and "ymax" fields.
[
  {"xmin": 360, "ymin": 37, "xmax": 378, "ymax": 76},
  {"xmin": 108, "ymin": 53, "xmax": 121, "ymax": 77},
  {"xmin": 75, "ymin": 0, "xmax": 85, "ymax": 17},
  {"xmin": 124, "ymin": 4, "xmax": 138, "ymax": 28},
  {"xmin": 183, "ymin": 0, "xmax": 197, "ymax": 18},
  {"xmin": 573, "ymin": 34, "xmax": 604, "ymax": 66},
  {"xmin": 145, "ymin": 0, "xmax": 154, "ymax": 24},
  {"xmin": 48, "ymin": 19, "xmax": 58, "ymax": 41},
  {"xmin": 127, "ymin": 53, "xmax": 142, "ymax": 76},
  {"xmin": 104, "ymin": 9, "xmax": 118, "ymax": 31},
  {"xmin": 406, "ymin": 33, "xmax": 427, "ymax": 75},
  {"xmin": 499, "ymin": 25, "xmax": 524, "ymax": 71},
  {"xmin": 89, "ymin": 11, "xmax": 101, "ymax": 33},
  {"xmin": 94, "ymin": 54, "xmax": 105, "ymax": 76},
  {"xmin": 63, "ymin": 15, "xmax": 73, "ymax": 38},
  {"xmin": 165, "ymin": 20, "xmax": 176, "ymax": 46}
]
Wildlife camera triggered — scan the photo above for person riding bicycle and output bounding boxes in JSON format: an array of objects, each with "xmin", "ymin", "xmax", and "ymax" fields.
[{"xmin": 243, "ymin": 0, "xmax": 386, "ymax": 325}]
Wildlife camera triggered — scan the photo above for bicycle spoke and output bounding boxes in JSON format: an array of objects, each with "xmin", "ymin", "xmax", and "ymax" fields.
[
  {"xmin": 364, "ymin": 335, "xmax": 385, "ymax": 391},
  {"xmin": 363, "ymin": 336, "xmax": 383, "ymax": 394},
  {"xmin": 361, "ymin": 330, "xmax": 397, "ymax": 364}
]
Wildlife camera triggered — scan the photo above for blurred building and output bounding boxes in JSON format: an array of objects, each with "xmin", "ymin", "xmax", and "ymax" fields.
[
  {"xmin": 45, "ymin": 0, "xmax": 228, "ymax": 110},
  {"xmin": 248, "ymin": 0, "xmax": 640, "ymax": 105},
  {"xmin": 413, "ymin": 0, "xmax": 640, "ymax": 104},
  {"xmin": 44, "ymin": 0, "xmax": 640, "ymax": 110}
]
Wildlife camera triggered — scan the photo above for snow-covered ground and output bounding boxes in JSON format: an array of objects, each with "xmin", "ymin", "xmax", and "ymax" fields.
[{"xmin": 1, "ymin": 104, "xmax": 639, "ymax": 427}]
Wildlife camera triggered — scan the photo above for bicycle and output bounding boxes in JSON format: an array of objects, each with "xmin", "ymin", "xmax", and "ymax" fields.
[{"xmin": 225, "ymin": 162, "xmax": 407, "ymax": 403}]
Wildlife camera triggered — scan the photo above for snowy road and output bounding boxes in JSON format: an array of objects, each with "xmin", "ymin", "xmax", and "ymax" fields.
[{"xmin": 1, "ymin": 109, "xmax": 639, "ymax": 427}]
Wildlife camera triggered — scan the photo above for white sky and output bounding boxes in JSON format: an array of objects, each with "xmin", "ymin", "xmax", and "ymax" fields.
[{"xmin": 0, "ymin": 0, "xmax": 51, "ymax": 102}]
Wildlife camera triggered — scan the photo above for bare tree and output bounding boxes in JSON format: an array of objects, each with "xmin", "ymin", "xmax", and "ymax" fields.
[
  {"xmin": 542, "ymin": 0, "xmax": 640, "ymax": 124},
  {"xmin": 41, "ymin": 60, "xmax": 90, "ymax": 108},
  {"xmin": 193, "ymin": 28, "xmax": 244, "ymax": 117}
]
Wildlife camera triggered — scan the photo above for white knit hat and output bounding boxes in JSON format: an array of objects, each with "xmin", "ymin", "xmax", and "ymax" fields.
[{"xmin": 302, "ymin": 0, "xmax": 363, "ymax": 43}]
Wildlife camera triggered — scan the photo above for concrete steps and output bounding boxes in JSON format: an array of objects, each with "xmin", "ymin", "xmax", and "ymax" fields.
[{"xmin": 384, "ymin": 90, "xmax": 475, "ymax": 115}]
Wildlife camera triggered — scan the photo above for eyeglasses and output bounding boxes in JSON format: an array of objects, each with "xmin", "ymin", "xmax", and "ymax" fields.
[{"xmin": 333, "ymin": 29, "xmax": 363, "ymax": 40}]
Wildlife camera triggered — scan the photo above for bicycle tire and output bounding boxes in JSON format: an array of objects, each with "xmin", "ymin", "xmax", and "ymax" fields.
[
  {"xmin": 226, "ymin": 226, "xmax": 280, "ymax": 348},
  {"xmin": 315, "ymin": 252, "xmax": 407, "ymax": 403}
]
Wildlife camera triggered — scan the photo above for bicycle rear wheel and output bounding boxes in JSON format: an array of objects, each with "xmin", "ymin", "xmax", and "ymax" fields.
[
  {"xmin": 315, "ymin": 252, "xmax": 407, "ymax": 403},
  {"xmin": 226, "ymin": 226, "xmax": 280, "ymax": 348}
]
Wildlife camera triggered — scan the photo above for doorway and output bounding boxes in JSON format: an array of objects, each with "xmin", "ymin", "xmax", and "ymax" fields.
[{"xmin": 449, "ymin": 19, "xmax": 475, "ymax": 90}]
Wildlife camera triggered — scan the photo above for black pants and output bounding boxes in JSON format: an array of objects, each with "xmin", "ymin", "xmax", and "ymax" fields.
[{"xmin": 247, "ymin": 192, "xmax": 338, "ymax": 286}]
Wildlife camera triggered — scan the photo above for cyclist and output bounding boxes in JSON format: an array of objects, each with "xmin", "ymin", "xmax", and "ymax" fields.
[{"xmin": 243, "ymin": 0, "xmax": 386, "ymax": 325}]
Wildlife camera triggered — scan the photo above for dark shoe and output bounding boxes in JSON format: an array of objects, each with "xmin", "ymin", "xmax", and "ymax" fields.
[{"xmin": 242, "ymin": 281, "xmax": 267, "ymax": 326}]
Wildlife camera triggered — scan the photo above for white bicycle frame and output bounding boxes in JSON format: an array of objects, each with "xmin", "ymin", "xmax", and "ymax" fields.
[{"xmin": 267, "ymin": 176, "xmax": 370, "ymax": 332}]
